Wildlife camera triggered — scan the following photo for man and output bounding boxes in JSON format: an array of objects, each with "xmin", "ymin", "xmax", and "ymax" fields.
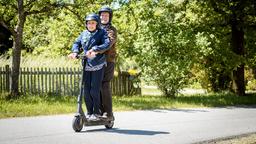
[{"xmin": 98, "ymin": 6, "xmax": 117, "ymax": 121}]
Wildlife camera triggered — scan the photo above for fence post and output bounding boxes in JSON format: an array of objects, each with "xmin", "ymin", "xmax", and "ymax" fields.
[{"xmin": 5, "ymin": 65, "xmax": 10, "ymax": 92}]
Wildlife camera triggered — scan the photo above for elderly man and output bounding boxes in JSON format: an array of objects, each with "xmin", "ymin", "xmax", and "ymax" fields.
[{"xmin": 98, "ymin": 6, "xmax": 117, "ymax": 121}]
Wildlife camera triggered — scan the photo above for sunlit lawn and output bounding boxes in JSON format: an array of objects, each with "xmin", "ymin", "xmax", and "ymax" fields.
[{"xmin": 1, "ymin": 91, "xmax": 256, "ymax": 118}]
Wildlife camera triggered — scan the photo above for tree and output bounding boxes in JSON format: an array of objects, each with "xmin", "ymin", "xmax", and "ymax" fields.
[
  {"xmin": 115, "ymin": 0, "xmax": 256, "ymax": 97},
  {"xmin": 22, "ymin": 0, "xmax": 115, "ymax": 56},
  {"xmin": 115, "ymin": 1, "xmax": 198, "ymax": 97},
  {"xmin": 183, "ymin": 1, "xmax": 239, "ymax": 92},
  {"xmin": 190, "ymin": 0, "xmax": 256, "ymax": 95},
  {"xmin": 0, "ymin": 0, "xmax": 118, "ymax": 97},
  {"xmin": 0, "ymin": 0, "xmax": 70, "ymax": 97}
]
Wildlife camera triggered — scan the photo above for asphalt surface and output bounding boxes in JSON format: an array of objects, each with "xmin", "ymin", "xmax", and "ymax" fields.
[{"xmin": 0, "ymin": 107, "xmax": 256, "ymax": 144}]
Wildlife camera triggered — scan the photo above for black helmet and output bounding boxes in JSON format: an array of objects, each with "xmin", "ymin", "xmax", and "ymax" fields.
[
  {"xmin": 98, "ymin": 6, "xmax": 113, "ymax": 24},
  {"xmin": 85, "ymin": 13, "xmax": 100, "ymax": 29}
]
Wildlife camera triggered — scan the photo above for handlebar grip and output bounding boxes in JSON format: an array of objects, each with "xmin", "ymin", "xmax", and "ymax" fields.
[{"xmin": 77, "ymin": 54, "xmax": 87, "ymax": 60}]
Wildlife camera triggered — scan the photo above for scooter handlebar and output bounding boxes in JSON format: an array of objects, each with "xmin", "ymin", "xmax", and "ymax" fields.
[{"xmin": 76, "ymin": 54, "xmax": 87, "ymax": 60}]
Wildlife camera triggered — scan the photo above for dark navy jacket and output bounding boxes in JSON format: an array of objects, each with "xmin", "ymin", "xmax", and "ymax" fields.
[{"xmin": 72, "ymin": 29, "xmax": 110, "ymax": 66}]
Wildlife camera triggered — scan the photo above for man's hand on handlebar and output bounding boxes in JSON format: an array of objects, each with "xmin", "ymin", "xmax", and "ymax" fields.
[{"xmin": 86, "ymin": 49, "xmax": 98, "ymax": 59}]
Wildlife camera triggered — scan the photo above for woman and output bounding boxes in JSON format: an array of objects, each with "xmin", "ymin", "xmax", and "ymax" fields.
[{"xmin": 68, "ymin": 13, "xmax": 110, "ymax": 121}]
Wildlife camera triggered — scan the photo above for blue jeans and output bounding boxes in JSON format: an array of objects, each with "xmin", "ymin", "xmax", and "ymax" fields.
[{"xmin": 83, "ymin": 67, "xmax": 104, "ymax": 115}]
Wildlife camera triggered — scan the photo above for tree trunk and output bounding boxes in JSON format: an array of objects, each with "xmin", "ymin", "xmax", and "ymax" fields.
[
  {"xmin": 10, "ymin": 0, "xmax": 26, "ymax": 97},
  {"xmin": 231, "ymin": 16, "xmax": 245, "ymax": 96}
]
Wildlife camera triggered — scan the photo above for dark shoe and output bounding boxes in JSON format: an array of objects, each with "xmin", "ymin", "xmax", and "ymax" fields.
[
  {"xmin": 107, "ymin": 115, "xmax": 114, "ymax": 121},
  {"xmin": 101, "ymin": 112, "xmax": 114, "ymax": 121},
  {"xmin": 101, "ymin": 112, "xmax": 108, "ymax": 119}
]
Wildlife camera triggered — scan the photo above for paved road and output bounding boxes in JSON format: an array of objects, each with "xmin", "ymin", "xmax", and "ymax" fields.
[{"xmin": 0, "ymin": 107, "xmax": 256, "ymax": 144}]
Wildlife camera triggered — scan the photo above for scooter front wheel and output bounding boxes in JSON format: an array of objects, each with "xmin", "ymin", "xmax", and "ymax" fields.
[{"xmin": 72, "ymin": 116, "xmax": 84, "ymax": 132}]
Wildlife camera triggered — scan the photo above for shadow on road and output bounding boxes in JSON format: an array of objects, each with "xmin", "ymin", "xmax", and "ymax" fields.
[
  {"xmin": 152, "ymin": 109, "xmax": 209, "ymax": 113},
  {"xmin": 83, "ymin": 128, "xmax": 170, "ymax": 136}
]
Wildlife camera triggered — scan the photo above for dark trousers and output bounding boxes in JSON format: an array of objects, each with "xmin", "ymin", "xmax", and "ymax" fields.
[
  {"xmin": 100, "ymin": 62, "xmax": 115, "ymax": 116},
  {"xmin": 84, "ymin": 67, "xmax": 104, "ymax": 115}
]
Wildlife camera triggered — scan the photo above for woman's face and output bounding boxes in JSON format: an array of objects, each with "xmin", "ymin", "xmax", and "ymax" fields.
[{"xmin": 87, "ymin": 20, "xmax": 97, "ymax": 31}]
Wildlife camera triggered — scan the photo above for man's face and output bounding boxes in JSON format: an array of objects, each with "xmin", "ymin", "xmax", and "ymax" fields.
[
  {"xmin": 100, "ymin": 12, "xmax": 110, "ymax": 24},
  {"xmin": 87, "ymin": 20, "xmax": 97, "ymax": 31}
]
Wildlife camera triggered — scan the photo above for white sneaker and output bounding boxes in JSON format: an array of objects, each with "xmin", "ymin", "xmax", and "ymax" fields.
[
  {"xmin": 88, "ymin": 114, "xmax": 100, "ymax": 121},
  {"xmin": 85, "ymin": 114, "xmax": 91, "ymax": 119}
]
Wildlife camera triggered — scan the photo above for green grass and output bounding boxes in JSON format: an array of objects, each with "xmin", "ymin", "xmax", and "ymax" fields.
[
  {"xmin": 113, "ymin": 93, "xmax": 256, "ymax": 110},
  {"xmin": 0, "ymin": 94, "xmax": 76, "ymax": 118},
  {"xmin": 1, "ymin": 93, "xmax": 256, "ymax": 118}
]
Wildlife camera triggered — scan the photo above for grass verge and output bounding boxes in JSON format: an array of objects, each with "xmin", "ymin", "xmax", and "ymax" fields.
[
  {"xmin": 0, "ymin": 93, "xmax": 76, "ymax": 118},
  {"xmin": 0, "ymin": 92, "xmax": 256, "ymax": 118}
]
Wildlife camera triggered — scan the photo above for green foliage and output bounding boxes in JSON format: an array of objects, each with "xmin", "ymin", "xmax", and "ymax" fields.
[
  {"xmin": 246, "ymin": 27, "xmax": 256, "ymax": 69},
  {"xmin": 116, "ymin": 1, "xmax": 198, "ymax": 97},
  {"xmin": 0, "ymin": 0, "xmax": 17, "ymax": 29},
  {"xmin": 1, "ymin": 0, "xmax": 256, "ymax": 96},
  {"xmin": 22, "ymin": 0, "xmax": 115, "ymax": 57},
  {"xmin": 114, "ymin": 0, "xmax": 256, "ymax": 95},
  {"xmin": 183, "ymin": 1, "xmax": 256, "ymax": 92},
  {"xmin": 24, "ymin": 10, "xmax": 82, "ymax": 56}
]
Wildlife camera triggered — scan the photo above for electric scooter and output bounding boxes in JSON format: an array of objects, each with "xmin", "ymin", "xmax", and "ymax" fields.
[{"xmin": 72, "ymin": 55, "xmax": 114, "ymax": 132}]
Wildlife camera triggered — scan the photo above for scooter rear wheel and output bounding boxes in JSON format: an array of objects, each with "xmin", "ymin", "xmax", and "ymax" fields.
[
  {"xmin": 105, "ymin": 121, "xmax": 114, "ymax": 129},
  {"xmin": 72, "ymin": 116, "xmax": 84, "ymax": 132}
]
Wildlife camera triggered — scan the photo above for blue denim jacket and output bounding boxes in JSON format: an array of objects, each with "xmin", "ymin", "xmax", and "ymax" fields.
[{"xmin": 72, "ymin": 29, "xmax": 110, "ymax": 67}]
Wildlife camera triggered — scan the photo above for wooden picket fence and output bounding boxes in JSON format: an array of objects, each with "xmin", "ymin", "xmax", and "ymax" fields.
[{"xmin": 0, "ymin": 65, "xmax": 141, "ymax": 96}]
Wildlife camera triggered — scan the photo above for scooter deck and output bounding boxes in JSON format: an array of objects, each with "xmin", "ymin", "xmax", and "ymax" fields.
[{"xmin": 84, "ymin": 118, "xmax": 112, "ymax": 126}]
